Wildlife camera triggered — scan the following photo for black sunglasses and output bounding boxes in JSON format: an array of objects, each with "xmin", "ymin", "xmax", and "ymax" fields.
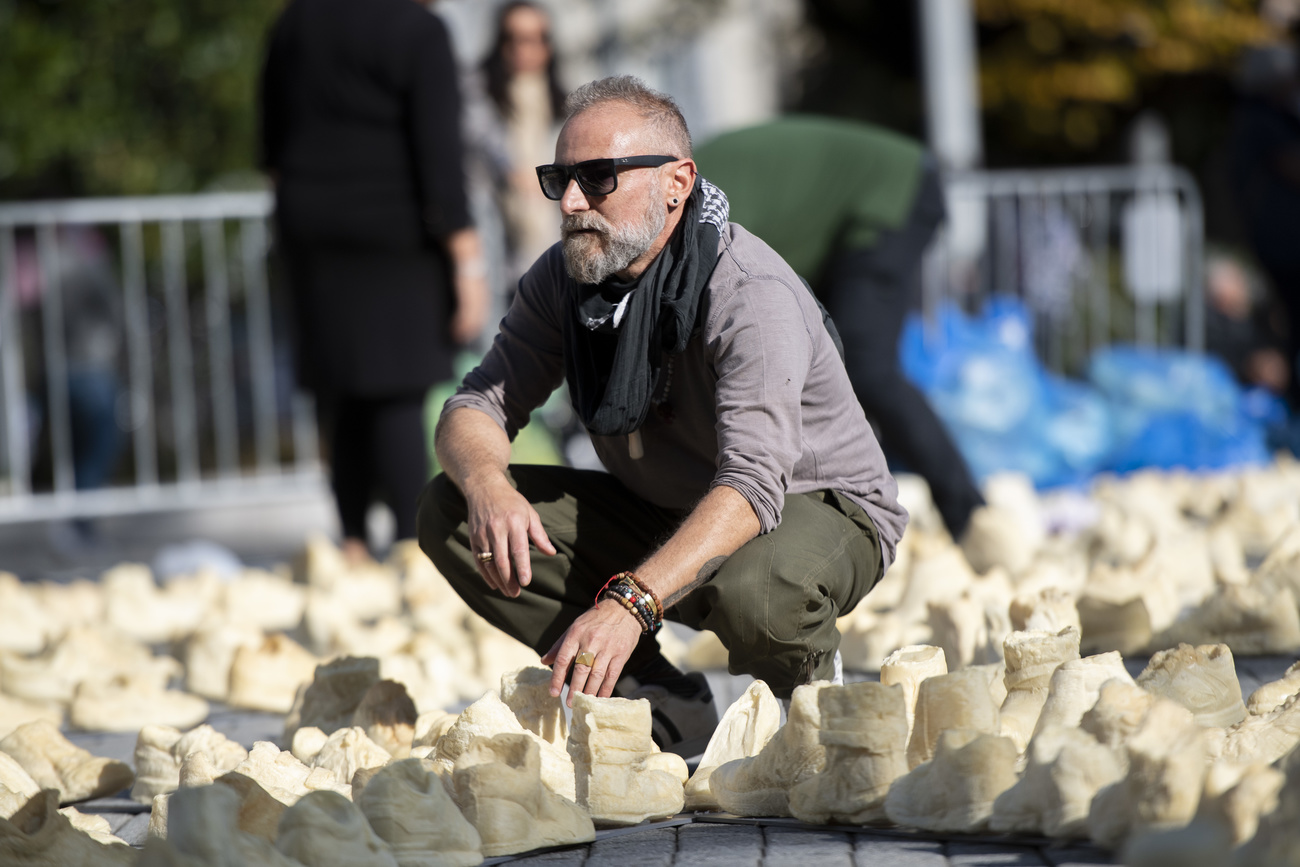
[{"xmin": 536, "ymin": 155, "xmax": 678, "ymax": 201}]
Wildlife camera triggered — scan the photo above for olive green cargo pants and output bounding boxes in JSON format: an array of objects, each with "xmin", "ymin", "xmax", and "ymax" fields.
[{"xmin": 416, "ymin": 465, "xmax": 883, "ymax": 698}]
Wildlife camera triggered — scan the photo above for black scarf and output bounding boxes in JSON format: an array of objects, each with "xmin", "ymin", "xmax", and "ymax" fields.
[{"xmin": 563, "ymin": 177, "xmax": 729, "ymax": 437}]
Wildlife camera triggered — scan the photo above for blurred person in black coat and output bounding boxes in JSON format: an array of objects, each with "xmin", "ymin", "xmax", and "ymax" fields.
[{"xmin": 260, "ymin": 0, "xmax": 488, "ymax": 562}]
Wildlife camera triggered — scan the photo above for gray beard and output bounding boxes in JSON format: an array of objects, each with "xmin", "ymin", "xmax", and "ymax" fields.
[{"xmin": 561, "ymin": 197, "xmax": 666, "ymax": 285}]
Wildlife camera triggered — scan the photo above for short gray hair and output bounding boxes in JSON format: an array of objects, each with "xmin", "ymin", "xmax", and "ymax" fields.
[{"xmin": 563, "ymin": 75, "xmax": 693, "ymax": 159}]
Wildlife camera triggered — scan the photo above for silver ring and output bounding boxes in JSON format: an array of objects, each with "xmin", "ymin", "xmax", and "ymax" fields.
[{"xmin": 476, "ymin": 551, "xmax": 494, "ymax": 563}]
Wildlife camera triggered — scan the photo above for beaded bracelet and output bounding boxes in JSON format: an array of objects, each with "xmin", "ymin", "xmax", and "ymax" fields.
[{"xmin": 596, "ymin": 571, "xmax": 663, "ymax": 633}]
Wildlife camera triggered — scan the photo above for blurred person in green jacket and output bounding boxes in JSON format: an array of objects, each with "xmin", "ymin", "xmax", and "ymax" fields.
[{"xmin": 696, "ymin": 116, "xmax": 984, "ymax": 539}]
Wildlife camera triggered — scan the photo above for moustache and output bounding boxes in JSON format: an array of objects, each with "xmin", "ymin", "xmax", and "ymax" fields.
[{"xmin": 561, "ymin": 213, "xmax": 610, "ymax": 238}]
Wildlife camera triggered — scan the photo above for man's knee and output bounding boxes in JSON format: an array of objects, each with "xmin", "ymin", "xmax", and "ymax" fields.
[{"xmin": 416, "ymin": 473, "xmax": 473, "ymax": 588}]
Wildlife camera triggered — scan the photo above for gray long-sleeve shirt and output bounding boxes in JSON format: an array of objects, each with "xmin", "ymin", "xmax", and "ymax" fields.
[{"xmin": 441, "ymin": 223, "xmax": 908, "ymax": 570}]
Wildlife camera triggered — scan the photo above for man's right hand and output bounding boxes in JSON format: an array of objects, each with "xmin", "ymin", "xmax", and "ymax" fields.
[{"xmin": 465, "ymin": 474, "xmax": 557, "ymax": 596}]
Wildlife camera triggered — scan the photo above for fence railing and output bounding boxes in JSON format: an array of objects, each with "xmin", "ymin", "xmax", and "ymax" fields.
[
  {"xmin": 0, "ymin": 164, "xmax": 1206, "ymax": 523},
  {"xmin": 0, "ymin": 192, "xmax": 322, "ymax": 524},
  {"xmin": 922, "ymin": 164, "xmax": 1204, "ymax": 376}
]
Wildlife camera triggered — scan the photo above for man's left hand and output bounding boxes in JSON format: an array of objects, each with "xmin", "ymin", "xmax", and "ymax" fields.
[{"xmin": 541, "ymin": 602, "xmax": 643, "ymax": 706}]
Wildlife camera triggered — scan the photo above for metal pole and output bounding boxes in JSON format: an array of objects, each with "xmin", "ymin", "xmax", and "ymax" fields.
[
  {"xmin": 37, "ymin": 226, "xmax": 75, "ymax": 494},
  {"xmin": 0, "ymin": 228, "xmax": 31, "ymax": 498},
  {"xmin": 241, "ymin": 219, "xmax": 280, "ymax": 474},
  {"xmin": 918, "ymin": 0, "xmax": 983, "ymax": 172},
  {"xmin": 121, "ymin": 221, "xmax": 158, "ymax": 488},
  {"xmin": 162, "ymin": 221, "xmax": 200, "ymax": 484},
  {"xmin": 201, "ymin": 220, "xmax": 240, "ymax": 478}
]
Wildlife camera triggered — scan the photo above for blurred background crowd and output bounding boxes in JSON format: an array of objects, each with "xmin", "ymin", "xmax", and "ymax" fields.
[{"xmin": 5, "ymin": 0, "xmax": 1300, "ymax": 565}]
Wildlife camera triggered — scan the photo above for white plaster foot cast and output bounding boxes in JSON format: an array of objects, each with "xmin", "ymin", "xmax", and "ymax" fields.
[
  {"xmin": 906, "ymin": 669, "xmax": 1000, "ymax": 769},
  {"xmin": 500, "ymin": 667, "xmax": 568, "ymax": 748},
  {"xmin": 684, "ymin": 679, "xmax": 781, "ymax": 812},
  {"xmin": 0, "ymin": 789, "xmax": 135, "ymax": 866},
  {"xmin": 139, "ymin": 782, "xmax": 302, "ymax": 866},
  {"xmin": 1135, "ymin": 643, "xmax": 1247, "ymax": 728},
  {"xmin": 884, "ymin": 728, "xmax": 1019, "ymax": 833},
  {"xmin": 227, "ymin": 634, "xmax": 319, "ymax": 715},
  {"xmin": 788, "ymin": 682, "xmax": 909, "ymax": 825},
  {"xmin": 356, "ymin": 758, "xmax": 483, "ymax": 867},
  {"xmin": 0, "ymin": 720, "xmax": 134, "ymax": 805},
  {"xmin": 308, "ymin": 727, "xmax": 392, "ymax": 787},
  {"xmin": 1031, "ymin": 652, "xmax": 1134, "ymax": 740},
  {"xmin": 879, "ymin": 645, "xmax": 947, "ymax": 746},
  {"xmin": 283, "ymin": 656, "xmax": 381, "ymax": 743},
  {"xmin": 998, "ymin": 628, "xmax": 1081, "ymax": 753},
  {"xmin": 275, "ymin": 789, "xmax": 398, "ymax": 867},
  {"xmin": 452, "ymin": 733, "xmax": 594, "ymax": 857},
  {"xmin": 352, "ymin": 681, "xmax": 418, "ymax": 758}
]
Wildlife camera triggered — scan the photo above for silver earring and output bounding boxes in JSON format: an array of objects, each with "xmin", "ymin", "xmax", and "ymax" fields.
[{"xmin": 671, "ymin": 197, "xmax": 679, "ymax": 205}]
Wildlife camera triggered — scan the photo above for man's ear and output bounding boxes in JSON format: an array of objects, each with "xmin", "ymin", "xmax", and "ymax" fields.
[{"xmin": 667, "ymin": 159, "xmax": 696, "ymax": 204}]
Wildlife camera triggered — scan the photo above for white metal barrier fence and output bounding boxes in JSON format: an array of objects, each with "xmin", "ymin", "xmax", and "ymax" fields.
[
  {"xmin": 922, "ymin": 165, "xmax": 1205, "ymax": 374},
  {"xmin": 0, "ymin": 192, "xmax": 322, "ymax": 523}
]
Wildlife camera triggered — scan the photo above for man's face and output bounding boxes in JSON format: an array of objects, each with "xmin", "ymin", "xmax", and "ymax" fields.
[{"xmin": 555, "ymin": 104, "xmax": 670, "ymax": 285}]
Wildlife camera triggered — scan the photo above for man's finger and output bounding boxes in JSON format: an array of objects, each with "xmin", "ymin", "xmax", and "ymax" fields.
[
  {"xmin": 510, "ymin": 531, "xmax": 533, "ymax": 589},
  {"xmin": 529, "ymin": 510, "xmax": 557, "ymax": 556},
  {"xmin": 598, "ymin": 657, "xmax": 626, "ymax": 698},
  {"xmin": 567, "ymin": 649, "xmax": 594, "ymax": 707}
]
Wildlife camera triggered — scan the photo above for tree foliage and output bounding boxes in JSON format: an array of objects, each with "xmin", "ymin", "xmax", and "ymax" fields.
[{"xmin": 0, "ymin": 0, "xmax": 281, "ymax": 198}]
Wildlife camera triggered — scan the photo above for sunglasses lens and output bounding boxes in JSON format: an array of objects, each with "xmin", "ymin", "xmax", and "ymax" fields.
[
  {"xmin": 537, "ymin": 166, "xmax": 567, "ymax": 200},
  {"xmin": 575, "ymin": 163, "xmax": 618, "ymax": 196}
]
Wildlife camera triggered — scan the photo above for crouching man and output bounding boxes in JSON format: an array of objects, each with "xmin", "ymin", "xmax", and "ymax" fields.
[{"xmin": 418, "ymin": 76, "xmax": 907, "ymax": 756}]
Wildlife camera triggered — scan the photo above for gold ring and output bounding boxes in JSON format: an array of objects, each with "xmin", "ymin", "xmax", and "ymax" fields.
[
  {"xmin": 475, "ymin": 551, "xmax": 494, "ymax": 563},
  {"xmin": 575, "ymin": 651, "xmax": 596, "ymax": 667}
]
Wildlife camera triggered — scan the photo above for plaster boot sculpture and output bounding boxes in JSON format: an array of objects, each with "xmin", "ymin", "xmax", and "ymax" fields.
[
  {"xmin": 1206, "ymin": 693, "xmax": 1300, "ymax": 767},
  {"xmin": 144, "ymin": 782, "xmax": 302, "ymax": 867},
  {"xmin": 0, "ymin": 789, "xmax": 135, "ymax": 866},
  {"xmin": 894, "ymin": 540, "xmax": 978, "ymax": 627},
  {"xmin": 351, "ymin": 681, "xmax": 417, "ymax": 758},
  {"xmin": 567, "ymin": 692, "xmax": 687, "ymax": 826},
  {"xmin": 970, "ymin": 660, "xmax": 1008, "ymax": 707},
  {"xmin": 1032, "ymin": 651, "xmax": 1134, "ymax": 739},
  {"xmin": 837, "ymin": 608, "xmax": 908, "ymax": 673},
  {"xmin": 0, "ymin": 694, "xmax": 62, "ymax": 742},
  {"xmin": 906, "ymin": 668, "xmax": 1000, "ymax": 769},
  {"xmin": 1207, "ymin": 521, "xmax": 1250, "ymax": 586},
  {"xmin": 308, "ymin": 727, "xmax": 392, "ymax": 787},
  {"xmin": 1080, "ymin": 678, "xmax": 1159, "ymax": 754},
  {"xmin": 999, "ymin": 628, "xmax": 1081, "ymax": 753},
  {"xmin": 1135, "ymin": 643, "xmax": 1247, "ymax": 728},
  {"xmin": 1218, "ymin": 472, "xmax": 1298, "ymax": 558},
  {"xmin": 32, "ymin": 578, "xmax": 103, "ymax": 637},
  {"xmin": 1196, "ymin": 760, "xmax": 1286, "ymax": 846},
  {"xmin": 788, "ymin": 682, "xmax": 909, "ymax": 825},
  {"xmin": 291, "ymin": 728, "xmax": 330, "ymax": 765},
  {"xmin": 147, "ymin": 751, "xmax": 223, "ymax": 839},
  {"xmin": 452, "ymin": 733, "xmax": 594, "ymax": 856},
  {"xmin": 500, "ymin": 667, "xmax": 568, "ymax": 747},
  {"xmin": 1009, "ymin": 587, "xmax": 1082, "ymax": 635},
  {"xmin": 988, "ymin": 724, "xmax": 1126, "ymax": 838},
  {"xmin": 1253, "ymin": 522, "xmax": 1300, "ymax": 602},
  {"xmin": 683, "ymin": 679, "xmax": 781, "ymax": 811},
  {"xmin": 131, "ymin": 725, "xmax": 185, "ymax": 803},
  {"xmin": 284, "ymin": 656, "xmax": 382, "ymax": 742},
  {"xmin": 231, "ymin": 742, "xmax": 351, "ymax": 806},
  {"xmin": 275, "ymin": 790, "xmax": 398, "ymax": 867},
  {"xmin": 411, "ymin": 711, "xmax": 458, "ymax": 751},
  {"xmin": 0, "ymin": 574, "xmax": 52, "ymax": 654},
  {"xmin": 58, "ymin": 806, "xmax": 129, "ymax": 847},
  {"xmin": 102, "ymin": 563, "xmax": 217, "ymax": 644},
  {"xmin": 433, "ymin": 692, "xmax": 575, "ymax": 802},
  {"xmin": 0, "ymin": 720, "xmax": 134, "ymax": 804},
  {"xmin": 879, "ymin": 645, "xmax": 948, "ymax": 745},
  {"xmin": 1229, "ymin": 748, "xmax": 1300, "ymax": 867},
  {"xmin": 464, "ymin": 618, "xmax": 543, "ymax": 692},
  {"xmin": 69, "ymin": 672, "xmax": 210, "ymax": 732},
  {"xmin": 1087, "ymin": 698, "xmax": 1207, "ymax": 850},
  {"xmin": 884, "ymin": 728, "xmax": 1019, "ymax": 833},
  {"xmin": 960, "ymin": 503, "xmax": 1040, "ymax": 578},
  {"xmin": 184, "ymin": 621, "xmax": 264, "ymax": 703},
  {"xmin": 0, "ymin": 752, "xmax": 40, "ymax": 818},
  {"xmin": 356, "ymin": 758, "xmax": 483, "ymax": 867},
  {"xmin": 228, "ymin": 634, "xmax": 319, "ymax": 715},
  {"xmin": 928, "ymin": 591, "xmax": 1001, "ymax": 670},
  {"xmin": 1155, "ymin": 584, "xmax": 1300, "ymax": 655},
  {"xmin": 708, "ymin": 681, "xmax": 831, "ymax": 817},
  {"xmin": 210, "ymin": 772, "xmax": 292, "ymax": 842},
  {"xmin": 221, "ymin": 569, "xmax": 307, "ymax": 633},
  {"xmin": 0, "ymin": 624, "xmax": 179, "ymax": 706},
  {"xmin": 331, "ymin": 617, "xmax": 413, "ymax": 659},
  {"xmin": 297, "ymin": 535, "xmax": 403, "ymax": 621},
  {"xmin": 1247, "ymin": 660, "xmax": 1300, "ymax": 714}
]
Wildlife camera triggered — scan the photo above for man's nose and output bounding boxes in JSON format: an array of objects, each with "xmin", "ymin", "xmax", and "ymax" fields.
[{"xmin": 560, "ymin": 178, "xmax": 589, "ymax": 214}]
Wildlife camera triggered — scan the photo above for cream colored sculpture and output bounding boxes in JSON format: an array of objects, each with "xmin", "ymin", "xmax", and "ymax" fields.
[
  {"xmin": 567, "ymin": 692, "xmax": 686, "ymax": 826},
  {"xmin": 0, "ymin": 694, "xmax": 61, "ymax": 742},
  {"xmin": 709, "ymin": 681, "xmax": 830, "ymax": 818},
  {"xmin": 927, "ymin": 590, "xmax": 1001, "ymax": 671},
  {"xmin": 356, "ymin": 758, "xmax": 483, "ymax": 867},
  {"xmin": 1253, "ymin": 522, "xmax": 1300, "ymax": 600},
  {"xmin": 684, "ymin": 679, "xmax": 781, "ymax": 812},
  {"xmin": 1231, "ymin": 748, "xmax": 1300, "ymax": 867},
  {"xmin": 1205, "ymin": 693, "xmax": 1300, "ymax": 767},
  {"xmin": 0, "ymin": 624, "xmax": 179, "ymax": 706},
  {"xmin": 451, "ymin": 733, "xmax": 594, "ymax": 856},
  {"xmin": 1080, "ymin": 678, "xmax": 1159, "ymax": 751},
  {"xmin": 132, "ymin": 725, "xmax": 185, "ymax": 803},
  {"xmin": 102, "ymin": 563, "xmax": 218, "ymax": 644},
  {"xmin": 500, "ymin": 667, "xmax": 568, "ymax": 748},
  {"xmin": 0, "ymin": 720, "xmax": 134, "ymax": 804},
  {"xmin": 1009, "ymin": 587, "xmax": 1081, "ymax": 635},
  {"xmin": 1197, "ymin": 760, "xmax": 1285, "ymax": 846},
  {"xmin": 351, "ymin": 681, "xmax": 417, "ymax": 758},
  {"xmin": 284, "ymin": 657, "xmax": 382, "ymax": 742},
  {"xmin": 69, "ymin": 673, "xmax": 210, "ymax": 732},
  {"xmin": 960, "ymin": 503, "xmax": 1039, "ymax": 578},
  {"xmin": 411, "ymin": 711, "xmax": 458, "ymax": 751},
  {"xmin": 894, "ymin": 539, "xmax": 977, "ymax": 626},
  {"xmin": 1247, "ymin": 660, "xmax": 1300, "ymax": 714},
  {"xmin": 141, "ymin": 782, "xmax": 301, "ymax": 866},
  {"xmin": 999, "ymin": 628, "xmax": 1081, "ymax": 753},
  {"xmin": 433, "ymin": 692, "xmax": 575, "ymax": 803},
  {"xmin": 292, "ymin": 728, "xmax": 330, "ymax": 765},
  {"xmin": 879, "ymin": 645, "xmax": 947, "ymax": 744},
  {"xmin": 1087, "ymin": 698, "xmax": 1207, "ymax": 849},
  {"xmin": 788, "ymin": 682, "xmax": 909, "ymax": 825},
  {"xmin": 884, "ymin": 728, "xmax": 1019, "ymax": 833},
  {"xmin": 989, "ymin": 724, "xmax": 1125, "ymax": 838},
  {"xmin": 1207, "ymin": 521, "xmax": 1249, "ymax": 586},
  {"xmin": 907, "ymin": 668, "xmax": 1000, "ymax": 769},
  {"xmin": 59, "ymin": 806, "xmax": 128, "ymax": 847},
  {"xmin": 298, "ymin": 534, "xmax": 403, "ymax": 622},
  {"xmin": 1218, "ymin": 472, "xmax": 1298, "ymax": 558},
  {"xmin": 378, "ymin": 638, "xmax": 463, "ymax": 713},
  {"xmin": 184, "ymin": 621, "xmax": 264, "ymax": 703},
  {"xmin": 1032, "ymin": 651, "xmax": 1133, "ymax": 739},
  {"xmin": 330, "ymin": 617, "xmax": 413, "ymax": 659},
  {"xmin": 227, "ymin": 634, "xmax": 319, "ymax": 714},
  {"xmin": 221, "ymin": 568, "xmax": 307, "ymax": 633},
  {"xmin": 0, "ymin": 789, "xmax": 135, "ymax": 866},
  {"xmin": 970, "ymin": 660, "xmax": 1009, "ymax": 707},
  {"xmin": 210, "ymin": 772, "xmax": 290, "ymax": 842},
  {"xmin": 231, "ymin": 742, "xmax": 351, "ymax": 806},
  {"xmin": 275, "ymin": 790, "xmax": 398, "ymax": 867},
  {"xmin": 0, "ymin": 752, "xmax": 40, "ymax": 818},
  {"xmin": 1135, "ymin": 643, "xmax": 1247, "ymax": 728},
  {"xmin": 309, "ymin": 727, "xmax": 392, "ymax": 787},
  {"xmin": 0, "ymin": 574, "xmax": 52, "ymax": 654},
  {"xmin": 1156, "ymin": 583, "xmax": 1300, "ymax": 655}
]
